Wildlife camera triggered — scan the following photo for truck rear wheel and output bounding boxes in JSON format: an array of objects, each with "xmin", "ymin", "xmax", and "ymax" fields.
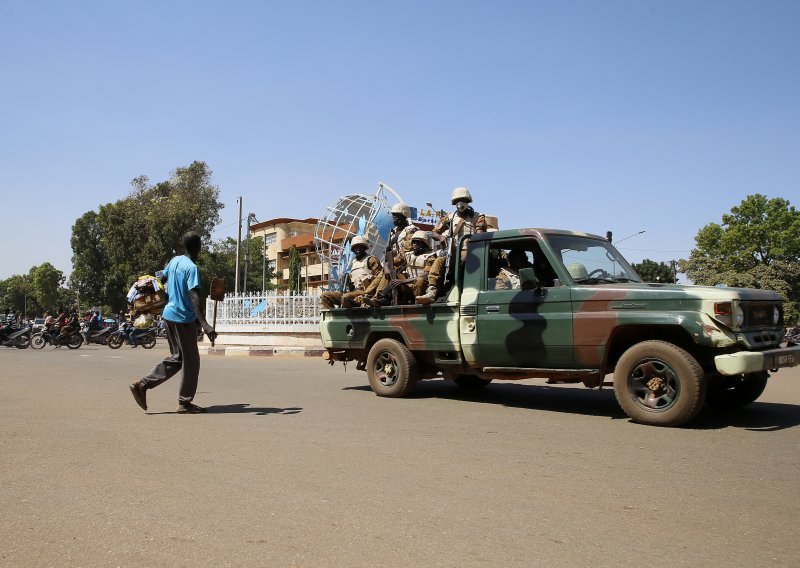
[
  {"xmin": 613, "ymin": 340, "xmax": 706, "ymax": 427},
  {"xmin": 366, "ymin": 338, "xmax": 418, "ymax": 397},
  {"xmin": 706, "ymin": 372, "xmax": 768, "ymax": 409}
]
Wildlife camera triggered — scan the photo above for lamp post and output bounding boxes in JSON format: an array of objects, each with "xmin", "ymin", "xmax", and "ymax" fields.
[{"xmin": 235, "ymin": 197, "xmax": 242, "ymax": 295}]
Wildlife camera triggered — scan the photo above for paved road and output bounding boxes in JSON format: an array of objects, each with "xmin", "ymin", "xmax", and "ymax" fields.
[{"xmin": 1, "ymin": 344, "xmax": 799, "ymax": 567}]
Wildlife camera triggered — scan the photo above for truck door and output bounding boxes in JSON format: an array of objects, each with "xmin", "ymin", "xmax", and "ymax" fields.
[{"xmin": 472, "ymin": 238, "xmax": 574, "ymax": 368}]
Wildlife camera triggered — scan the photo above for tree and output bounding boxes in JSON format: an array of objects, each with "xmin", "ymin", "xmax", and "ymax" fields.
[
  {"xmin": 199, "ymin": 237, "xmax": 275, "ymax": 298},
  {"xmin": 70, "ymin": 211, "xmax": 107, "ymax": 303},
  {"xmin": 679, "ymin": 194, "xmax": 800, "ymax": 323},
  {"xmin": 70, "ymin": 161, "xmax": 224, "ymax": 311},
  {"xmin": 288, "ymin": 246, "xmax": 303, "ymax": 295},
  {"xmin": 31, "ymin": 262, "xmax": 66, "ymax": 309},
  {"xmin": 0, "ymin": 274, "xmax": 32, "ymax": 315},
  {"xmin": 633, "ymin": 259, "xmax": 676, "ymax": 284}
]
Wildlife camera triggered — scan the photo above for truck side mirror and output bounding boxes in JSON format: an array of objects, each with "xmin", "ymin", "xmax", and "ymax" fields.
[{"xmin": 519, "ymin": 268, "xmax": 539, "ymax": 291}]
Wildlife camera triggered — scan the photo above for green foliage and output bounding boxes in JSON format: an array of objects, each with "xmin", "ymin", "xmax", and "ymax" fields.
[
  {"xmin": 0, "ymin": 274, "xmax": 31, "ymax": 314},
  {"xmin": 288, "ymin": 246, "xmax": 303, "ymax": 295},
  {"xmin": 199, "ymin": 237, "xmax": 275, "ymax": 298},
  {"xmin": 69, "ymin": 161, "xmax": 224, "ymax": 311},
  {"xmin": 679, "ymin": 194, "xmax": 800, "ymax": 324},
  {"xmin": 31, "ymin": 262, "xmax": 66, "ymax": 309},
  {"xmin": 633, "ymin": 259, "xmax": 676, "ymax": 284}
]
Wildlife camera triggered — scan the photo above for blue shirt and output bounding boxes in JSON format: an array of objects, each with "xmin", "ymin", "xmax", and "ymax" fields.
[{"xmin": 162, "ymin": 255, "xmax": 201, "ymax": 324}]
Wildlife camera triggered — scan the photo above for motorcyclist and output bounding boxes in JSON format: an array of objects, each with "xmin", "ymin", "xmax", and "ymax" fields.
[
  {"xmin": 0, "ymin": 309, "xmax": 14, "ymax": 342},
  {"xmin": 128, "ymin": 310, "xmax": 148, "ymax": 347},
  {"xmin": 56, "ymin": 307, "xmax": 79, "ymax": 346}
]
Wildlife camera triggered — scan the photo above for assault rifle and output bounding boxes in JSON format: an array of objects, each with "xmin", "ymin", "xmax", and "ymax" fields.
[{"xmin": 384, "ymin": 229, "xmax": 399, "ymax": 305}]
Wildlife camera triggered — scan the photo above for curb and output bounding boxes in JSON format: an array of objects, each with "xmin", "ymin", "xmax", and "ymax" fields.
[{"xmin": 201, "ymin": 346, "xmax": 324, "ymax": 358}]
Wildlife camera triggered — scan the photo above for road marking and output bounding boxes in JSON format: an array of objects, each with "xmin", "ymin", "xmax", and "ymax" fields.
[{"xmin": 80, "ymin": 355, "xmax": 123, "ymax": 359}]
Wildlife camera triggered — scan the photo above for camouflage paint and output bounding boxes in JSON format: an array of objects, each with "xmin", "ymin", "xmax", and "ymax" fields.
[{"xmin": 322, "ymin": 228, "xmax": 795, "ymax": 379}]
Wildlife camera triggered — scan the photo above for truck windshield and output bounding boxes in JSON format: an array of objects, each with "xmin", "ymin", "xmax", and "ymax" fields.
[{"xmin": 547, "ymin": 234, "xmax": 642, "ymax": 284}]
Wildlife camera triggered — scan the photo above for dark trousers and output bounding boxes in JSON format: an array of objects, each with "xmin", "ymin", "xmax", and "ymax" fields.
[{"xmin": 141, "ymin": 320, "xmax": 200, "ymax": 403}]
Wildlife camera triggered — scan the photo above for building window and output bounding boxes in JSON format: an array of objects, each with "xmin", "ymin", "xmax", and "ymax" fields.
[{"xmin": 263, "ymin": 233, "xmax": 277, "ymax": 247}]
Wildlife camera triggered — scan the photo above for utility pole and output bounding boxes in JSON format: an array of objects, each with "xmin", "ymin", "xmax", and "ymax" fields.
[{"xmin": 235, "ymin": 197, "xmax": 242, "ymax": 295}]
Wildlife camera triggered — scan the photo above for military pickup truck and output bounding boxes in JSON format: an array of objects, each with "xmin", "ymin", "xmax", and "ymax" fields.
[{"xmin": 321, "ymin": 228, "xmax": 799, "ymax": 426}]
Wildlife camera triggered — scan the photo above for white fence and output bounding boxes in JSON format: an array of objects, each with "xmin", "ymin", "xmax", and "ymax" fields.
[{"xmin": 205, "ymin": 291, "xmax": 322, "ymax": 333}]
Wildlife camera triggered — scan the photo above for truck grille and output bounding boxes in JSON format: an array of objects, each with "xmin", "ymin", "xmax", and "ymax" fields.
[{"xmin": 744, "ymin": 303, "xmax": 779, "ymax": 327}]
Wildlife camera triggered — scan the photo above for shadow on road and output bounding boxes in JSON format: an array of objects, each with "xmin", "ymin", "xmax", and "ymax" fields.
[
  {"xmin": 344, "ymin": 380, "xmax": 800, "ymax": 430},
  {"xmin": 148, "ymin": 404, "xmax": 303, "ymax": 416},
  {"xmin": 207, "ymin": 404, "xmax": 303, "ymax": 416},
  {"xmin": 690, "ymin": 403, "xmax": 800, "ymax": 431}
]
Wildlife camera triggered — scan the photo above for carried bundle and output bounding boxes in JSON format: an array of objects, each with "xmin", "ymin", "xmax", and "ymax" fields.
[{"xmin": 127, "ymin": 274, "xmax": 167, "ymax": 314}]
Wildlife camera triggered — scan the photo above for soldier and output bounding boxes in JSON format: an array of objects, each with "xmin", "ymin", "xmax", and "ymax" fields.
[
  {"xmin": 495, "ymin": 249, "xmax": 534, "ymax": 290},
  {"xmin": 432, "ymin": 186, "xmax": 487, "ymax": 246},
  {"xmin": 374, "ymin": 232, "xmax": 443, "ymax": 305},
  {"xmin": 363, "ymin": 203, "xmax": 419, "ymax": 306},
  {"xmin": 320, "ymin": 236, "xmax": 381, "ymax": 309}
]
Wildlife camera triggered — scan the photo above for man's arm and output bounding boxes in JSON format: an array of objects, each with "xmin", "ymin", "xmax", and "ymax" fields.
[{"xmin": 189, "ymin": 288, "xmax": 217, "ymax": 341}]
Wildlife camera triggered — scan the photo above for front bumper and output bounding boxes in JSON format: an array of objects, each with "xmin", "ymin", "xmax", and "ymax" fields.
[{"xmin": 714, "ymin": 345, "xmax": 800, "ymax": 376}]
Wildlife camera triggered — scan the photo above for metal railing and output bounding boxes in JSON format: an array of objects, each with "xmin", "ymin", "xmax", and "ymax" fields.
[{"xmin": 206, "ymin": 291, "xmax": 322, "ymax": 331}]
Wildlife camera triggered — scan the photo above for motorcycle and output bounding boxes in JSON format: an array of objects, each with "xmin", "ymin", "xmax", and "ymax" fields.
[
  {"xmin": 81, "ymin": 321, "xmax": 116, "ymax": 346},
  {"xmin": 107, "ymin": 323, "xmax": 157, "ymax": 349},
  {"xmin": 0, "ymin": 324, "xmax": 32, "ymax": 349},
  {"xmin": 30, "ymin": 326, "xmax": 83, "ymax": 349},
  {"xmin": 785, "ymin": 327, "xmax": 800, "ymax": 347}
]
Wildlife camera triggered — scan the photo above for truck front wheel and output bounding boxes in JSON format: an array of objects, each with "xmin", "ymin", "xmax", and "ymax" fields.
[
  {"xmin": 706, "ymin": 372, "xmax": 769, "ymax": 409},
  {"xmin": 613, "ymin": 340, "xmax": 706, "ymax": 427},
  {"xmin": 366, "ymin": 338, "xmax": 418, "ymax": 397}
]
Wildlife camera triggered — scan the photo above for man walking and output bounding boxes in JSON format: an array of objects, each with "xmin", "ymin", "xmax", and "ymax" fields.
[{"xmin": 129, "ymin": 231, "xmax": 217, "ymax": 413}]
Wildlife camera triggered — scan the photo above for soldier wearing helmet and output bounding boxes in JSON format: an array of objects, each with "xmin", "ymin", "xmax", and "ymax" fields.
[
  {"xmin": 432, "ymin": 187, "xmax": 487, "ymax": 241},
  {"xmin": 362, "ymin": 202, "xmax": 420, "ymax": 306},
  {"xmin": 320, "ymin": 236, "xmax": 382, "ymax": 309},
  {"xmin": 373, "ymin": 232, "xmax": 445, "ymax": 305}
]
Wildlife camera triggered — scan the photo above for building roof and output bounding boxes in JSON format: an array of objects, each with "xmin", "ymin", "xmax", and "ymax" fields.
[{"xmin": 250, "ymin": 217, "xmax": 318, "ymax": 231}]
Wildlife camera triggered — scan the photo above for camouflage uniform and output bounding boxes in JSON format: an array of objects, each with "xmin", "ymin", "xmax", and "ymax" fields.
[
  {"xmin": 432, "ymin": 209, "xmax": 487, "ymax": 240},
  {"xmin": 404, "ymin": 250, "xmax": 440, "ymax": 297},
  {"xmin": 321, "ymin": 255, "xmax": 381, "ymax": 309},
  {"xmin": 494, "ymin": 267, "xmax": 520, "ymax": 290},
  {"xmin": 365, "ymin": 223, "xmax": 419, "ymax": 302}
]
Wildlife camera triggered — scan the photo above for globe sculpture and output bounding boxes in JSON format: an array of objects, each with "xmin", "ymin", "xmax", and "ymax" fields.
[{"xmin": 314, "ymin": 182, "xmax": 402, "ymax": 291}]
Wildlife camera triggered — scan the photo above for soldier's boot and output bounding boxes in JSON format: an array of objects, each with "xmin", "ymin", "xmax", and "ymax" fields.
[{"xmin": 415, "ymin": 286, "xmax": 438, "ymax": 305}]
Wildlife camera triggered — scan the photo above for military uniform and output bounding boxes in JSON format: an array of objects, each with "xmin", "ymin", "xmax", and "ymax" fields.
[
  {"xmin": 364, "ymin": 223, "xmax": 419, "ymax": 302},
  {"xmin": 495, "ymin": 267, "xmax": 521, "ymax": 290},
  {"xmin": 321, "ymin": 255, "xmax": 382, "ymax": 309},
  {"xmin": 432, "ymin": 209, "xmax": 487, "ymax": 240},
  {"xmin": 403, "ymin": 249, "xmax": 440, "ymax": 297}
]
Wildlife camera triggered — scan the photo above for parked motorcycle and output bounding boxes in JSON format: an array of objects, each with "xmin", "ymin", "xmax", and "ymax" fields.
[
  {"xmin": 81, "ymin": 321, "xmax": 116, "ymax": 346},
  {"xmin": 0, "ymin": 324, "xmax": 32, "ymax": 349},
  {"xmin": 785, "ymin": 327, "xmax": 800, "ymax": 347},
  {"xmin": 30, "ymin": 326, "xmax": 83, "ymax": 349},
  {"xmin": 107, "ymin": 323, "xmax": 157, "ymax": 349}
]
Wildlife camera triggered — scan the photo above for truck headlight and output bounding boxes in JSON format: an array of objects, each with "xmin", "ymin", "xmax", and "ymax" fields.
[
  {"xmin": 774, "ymin": 306, "xmax": 781, "ymax": 325},
  {"xmin": 736, "ymin": 305, "xmax": 745, "ymax": 327}
]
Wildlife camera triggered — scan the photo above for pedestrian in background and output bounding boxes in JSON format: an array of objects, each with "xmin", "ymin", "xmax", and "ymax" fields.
[{"xmin": 129, "ymin": 231, "xmax": 217, "ymax": 413}]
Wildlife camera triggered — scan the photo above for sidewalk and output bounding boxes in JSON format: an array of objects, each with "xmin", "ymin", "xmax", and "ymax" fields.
[{"xmin": 200, "ymin": 344, "xmax": 325, "ymax": 358}]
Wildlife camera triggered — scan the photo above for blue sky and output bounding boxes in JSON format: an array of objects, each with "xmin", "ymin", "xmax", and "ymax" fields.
[{"xmin": 1, "ymin": 0, "xmax": 798, "ymax": 281}]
